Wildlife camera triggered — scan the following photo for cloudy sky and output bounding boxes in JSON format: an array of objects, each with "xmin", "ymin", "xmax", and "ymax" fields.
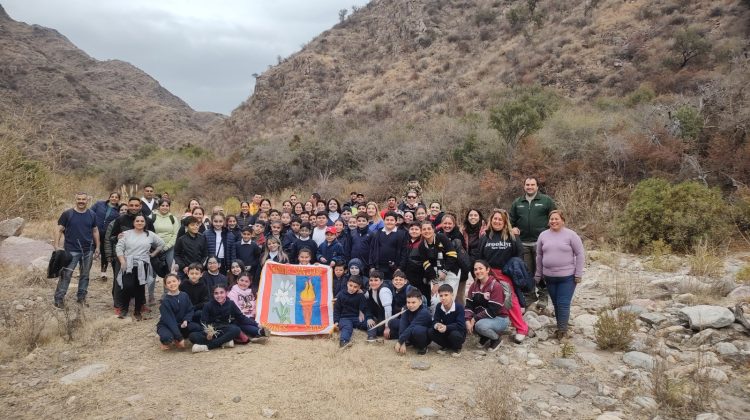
[{"xmin": 3, "ymin": 0, "xmax": 370, "ymax": 114}]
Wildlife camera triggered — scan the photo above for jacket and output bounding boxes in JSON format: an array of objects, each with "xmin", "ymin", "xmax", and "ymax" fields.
[
  {"xmin": 151, "ymin": 212, "xmax": 180, "ymax": 250},
  {"xmin": 334, "ymin": 289, "xmax": 366, "ymax": 322},
  {"xmin": 201, "ymin": 297, "xmax": 255, "ymax": 327},
  {"xmin": 503, "ymin": 256, "xmax": 534, "ymax": 296},
  {"xmin": 464, "ymin": 276, "xmax": 512, "ymax": 320},
  {"xmin": 173, "ymin": 232, "xmax": 208, "ymax": 271},
  {"xmin": 509, "ymin": 193, "xmax": 556, "ymax": 243},
  {"xmin": 179, "ymin": 278, "xmax": 209, "ymax": 309},
  {"xmin": 316, "ymin": 240, "xmax": 345, "ymax": 265},
  {"xmin": 90, "ymin": 200, "xmax": 119, "ymax": 234},
  {"xmin": 478, "ymin": 231, "xmax": 523, "ymax": 269},
  {"xmin": 157, "ymin": 292, "xmax": 194, "ymax": 337},
  {"xmin": 204, "ymin": 228, "xmax": 236, "ymax": 272},
  {"xmin": 398, "ymin": 306, "xmax": 432, "ymax": 344},
  {"xmin": 419, "ymin": 233, "xmax": 459, "ymax": 280},
  {"xmin": 47, "ymin": 249, "xmax": 72, "ymax": 278}
]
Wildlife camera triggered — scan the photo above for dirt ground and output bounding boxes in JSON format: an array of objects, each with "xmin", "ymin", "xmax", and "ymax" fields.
[{"xmin": 1, "ymin": 253, "xmax": 750, "ymax": 420}]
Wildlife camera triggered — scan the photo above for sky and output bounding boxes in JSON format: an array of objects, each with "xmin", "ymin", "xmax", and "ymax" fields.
[{"xmin": 3, "ymin": 0, "xmax": 370, "ymax": 115}]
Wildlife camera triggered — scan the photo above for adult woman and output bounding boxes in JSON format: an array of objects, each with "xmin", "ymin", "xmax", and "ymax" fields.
[
  {"xmin": 237, "ymin": 201, "xmax": 254, "ymax": 230},
  {"xmin": 327, "ymin": 198, "xmax": 341, "ymax": 224},
  {"xmin": 115, "ymin": 215, "xmax": 165, "ymax": 320},
  {"xmin": 304, "ymin": 201, "xmax": 315, "ymax": 215},
  {"xmin": 438, "ymin": 213, "xmax": 462, "ymax": 242},
  {"xmin": 428, "ymin": 201, "xmax": 444, "ymax": 227},
  {"xmin": 260, "ymin": 237, "xmax": 289, "ymax": 266},
  {"xmin": 366, "ymin": 201, "xmax": 384, "ymax": 232},
  {"xmin": 478, "ymin": 209, "xmax": 530, "ymax": 343},
  {"xmin": 151, "ymin": 199, "xmax": 180, "ymax": 302},
  {"xmin": 465, "ymin": 260, "xmax": 512, "ymax": 351},
  {"xmin": 183, "ymin": 199, "xmax": 200, "ymax": 219},
  {"xmin": 414, "ymin": 206, "xmax": 428, "ymax": 224},
  {"xmin": 281, "ymin": 200, "xmax": 293, "ymax": 214},
  {"xmin": 91, "ymin": 192, "xmax": 121, "ymax": 278},
  {"xmin": 204, "ymin": 213, "xmax": 236, "ymax": 275},
  {"xmin": 293, "ymin": 202, "xmax": 305, "ymax": 217},
  {"xmin": 177, "ymin": 206, "xmax": 207, "ymax": 238},
  {"xmin": 535, "ymin": 210, "xmax": 585, "ymax": 339},
  {"xmin": 419, "ymin": 221, "xmax": 459, "ymax": 313},
  {"xmin": 260, "ymin": 198, "xmax": 272, "ymax": 214}
]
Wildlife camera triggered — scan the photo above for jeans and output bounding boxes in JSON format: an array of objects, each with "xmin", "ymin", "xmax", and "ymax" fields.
[
  {"xmin": 54, "ymin": 251, "xmax": 93, "ymax": 303},
  {"xmin": 429, "ymin": 271, "xmax": 460, "ymax": 315},
  {"xmin": 367, "ymin": 316, "xmax": 384, "ymax": 339},
  {"xmin": 474, "ymin": 316, "xmax": 509, "ymax": 340},
  {"xmin": 545, "ymin": 275, "xmax": 576, "ymax": 332},
  {"xmin": 189, "ymin": 324, "xmax": 241, "ymax": 349},
  {"xmin": 338, "ymin": 317, "xmax": 366, "ymax": 342}
]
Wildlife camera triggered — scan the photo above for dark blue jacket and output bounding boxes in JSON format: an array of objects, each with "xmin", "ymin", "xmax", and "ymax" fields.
[
  {"xmin": 392, "ymin": 284, "xmax": 419, "ymax": 313},
  {"xmin": 236, "ymin": 212, "xmax": 254, "ymax": 230},
  {"xmin": 179, "ymin": 279, "xmax": 209, "ymax": 309},
  {"xmin": 336, "ymin": 227, "xmax": 352, "ymax": 262},
  {"xmin": 432, "ymin": 301, "xmax": 467, "ymax": 336},
  {"xmin": 317, "ymin": 239, "xmax": 345, "ymax": 265},
  {"xmin": 333, "ymin": 274, "xmax": 349, "ymax": 298},
  {"xmin": 366, "ymin": 229, "xmax": 406, "ymax": 273},
  {"xmin": 334, "ymin": 290, "xmax": 366, "ymax": 323},
  {"xmin": 398, "ymin": 306, "xmax": 432, "ymax": 344},
  {"xmin": 157, "ymin": 292, "xmax": 194, "ymax": 337},
  {"xmin": 202, "ymin": 272, "xmax": 228, "ymax": 293},
  {"xmin": 91, "ymin": 200, "xmax": 119, "ymax": 233},
  {"xmin": 201, "ymin": 297, "xmax": 256, "ymax": 327},
  {"xmin": 204, "ymin": 228, "xmax": 236, "ymax": 272},
  {"xmin": 502, "ymin": 256, "xmax": 534, "ymax": 308},
  {"xmin": 349, "ymin": 226, "xmax": 370, "ymax": 263},
  {"xmin": 282, "ymin": 230, "xmax": 298, "ymax": 255},
  {"xmin": 290, "ymin": 237, "xmax": 317, "ymax": 264},
  {"xmin": 236, "ymin": 240, "xmax": 262, "ymax": 279}
]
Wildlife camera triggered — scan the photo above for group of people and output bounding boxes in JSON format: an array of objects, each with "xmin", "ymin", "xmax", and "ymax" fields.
[{"xmin": 52, "ymin": 177, "xmax": 585, "ymax": 355}]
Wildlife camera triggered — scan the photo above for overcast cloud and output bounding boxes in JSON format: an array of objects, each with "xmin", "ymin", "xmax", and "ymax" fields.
[{"xmin": 3, "ymin": 0, "xmax": 370, "ymax": 114}]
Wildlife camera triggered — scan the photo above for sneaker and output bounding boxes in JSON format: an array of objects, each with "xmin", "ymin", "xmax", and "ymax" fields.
[
  {"xmin": 259, "ymin": 327, "xmax": 268, "ymax": 337},
  {"xmin": 436, "ymin": 347, "xmax": 448, "ymax": 355},
  {"xmin": 100, "ymin": 273, "xmax": 107, "ymax": 281},
  {"xmin": 221, "ymin": 340, "xmax": 235, "ymax": 349},
  {"xmin": 366, "ymin": 337, "xmax": 377, "ymax": 343},
  {"xmin": 513, "ymin": 334, "xmax": 527, "ymax": 344},
  {"xmin": 476, "ymin": 336, "xmax": 489, "ymax": 348},
  {"xmin": 488, "ymin": 339, "xmax": 502, "ymax": 352},
  {"xmin": 133, "ymin": 313, "xmax": 143, "ymax": 321},
  {"xmin": 451, "ymin": 351, "xmax": 462, "ymax": 358},
  {"xmin": 114, "ymin": 307, "xmax": 121, "ymax": 316},
  {"xmin": 53, "ymin": 301, "xmax": 64, "ymax": 309},
  {"xmin": 192, "ymin": 344, "xmax": 209, "ymax": 353},
  {"xmin": 249, "ymin": 336, "xmax": 268, "ymax": 344},
  {"xmin": 417, "ymin": 348, "xmax": 428, "ymax": 355},
  {"xmin": 339, "ymin": 340, "xmax": 353, "ymax": 349}
]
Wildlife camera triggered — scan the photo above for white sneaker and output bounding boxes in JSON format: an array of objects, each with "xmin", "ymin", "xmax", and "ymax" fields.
[
  {"xmin": 249, "ymin": 336, "xmax": 268, "ymax": 344},
  {"xmin": 221, "ymin": 340, "xmax": 235, "ymax": 349},
  {"xmin": 192, "ymin": 344, "xmax": 209, "ymax": 353},
  {"xmin": 513, "ymin": 334, "xmax": 527, "ymax": 343}
]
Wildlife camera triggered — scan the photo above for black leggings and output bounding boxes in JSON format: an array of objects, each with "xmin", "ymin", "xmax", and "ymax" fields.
[{"xmin": 120, "ymin": 271, "xmax": 146, "ymax": 315}]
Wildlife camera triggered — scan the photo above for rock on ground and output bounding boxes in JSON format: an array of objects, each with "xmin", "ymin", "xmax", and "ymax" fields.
[
  {"xmin": 0, "ymin": 236, "xmax": 54, "ymax": 268},
  {"xmin": 415, "ymin": 407, "xmax": 438, "ymax": 418},
  {"xmin": 60, "ymin": 363, "xmax": 108, "ymax": 385},
  {"xmin": 0, "ymin": 217, "xmax": 25, "ymax": 237},
  {"xmin": 261, "ymin": 408, "xmax": 278, "ymax": 418},
  {"xmin": 410, "ymin": 360, "xmax": 431, "ymax": 370},
  {"xmin": 679, "ymin": 305, "xmax": 735, "ymax": 330},
  {"xmin": 622, "ymin": 351, "xmax": 655, "ymax": 370},
  {"xmin": 555, "ymin": 384, "xmax": 581, "ymax": 398},
  {"xmin": 728, "ymin": 286, "xmax": 750, "ymax": 301}
]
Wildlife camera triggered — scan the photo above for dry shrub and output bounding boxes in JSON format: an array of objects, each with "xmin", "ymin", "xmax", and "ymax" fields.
[
  {"xmin": 587, "ymin": 250, "xmax": 621, "ymax": 268},
  {"xmin": 594, "ymin": 310, "xmax": 636, "ymax": 350},
  {"xmin": 54, "ymin": 304, "xmax": 87, "ymax": 343},
  {"xmin": 0, "ymin": 304, "xmax": 52, "ymax": 354},
  {"xmin": 476, "ymin": 373, "xmax": 519, "ymax": 420},
  {"xmin": 651, "ymin": 354, "xmax": 717, "ymax": 417},
  {"xmin": 687, "ymin": 240, "xmax": 724, "ymax": 278},
  {"xmin": 736, "ymin": 265, "xmax": 750, "ymax": 284},
  {"xmin": 551, "ymin": 177, "xmax": 627, "ymax": 242},
  {"xmin": 644, "ymin": 240, "xmax": 681, "ymax": 272}
]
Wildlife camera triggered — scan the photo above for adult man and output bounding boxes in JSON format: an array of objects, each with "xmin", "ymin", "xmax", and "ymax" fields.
[
  {"xmin": 249, "ymin": 194, "xmax": 262, "ymax": 217},
  {"xmin": 347, "ymin": 191, "xmax": 358, "ymax": 208},
  {"xmin": 54, "ymin": 192, "xmax": 99, "ymax": 308},
  {"xmin": 509, "ymin": 177, "xmax": 556, "ymax": 311},
  {"xmin": 381, "ymin": 196, "xmax": 399, "ymax": 218},
  {"xmin": 398, "ymin": 190, "xmax": 421, "ymax": 213},
  {"xmin": 140, "ymin": 184, "xmax": 157, "ymax": 217}
]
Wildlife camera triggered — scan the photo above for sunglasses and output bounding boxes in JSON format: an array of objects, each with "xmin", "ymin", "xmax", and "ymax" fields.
[{"xmin": 407, "ymin": 196, "xmax": 417, "ymax": 199}]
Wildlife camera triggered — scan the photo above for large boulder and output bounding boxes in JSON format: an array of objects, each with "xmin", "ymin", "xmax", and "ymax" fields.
[
  {"xmin": 0, "ymin": 236, "xmax": 54, "ymax": 269},
  {"xmin": 679, "ymin": 305, "xmax": 735, "ymax": 330},
  {"xmin": 0, "ymin": 217, "xmax": 25, "ymax": 237}
]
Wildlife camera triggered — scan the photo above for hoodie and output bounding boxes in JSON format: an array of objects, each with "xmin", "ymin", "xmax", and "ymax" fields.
[{"xmin": 227, "ymin": 284, "xmax": 256, "ymax": 318}]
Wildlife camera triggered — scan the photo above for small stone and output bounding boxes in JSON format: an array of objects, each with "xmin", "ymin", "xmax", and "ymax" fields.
[
  {"xmin": 634, "ymin": 396, "xmax": 657, "ymax": 411},
  {"xmin": 695, "ymin": 413, "xmax": 721, "ymax": 420},
  {"xmin": 597, "ymin": 382, "xmax": 613, "ymax": 396},
  {"xmin": 715, "ymin": 342, "xmax": 738, "ymax": 356},
  {"xmin": 15, "ymin": 304, "xmax": 25, "ymax": 311},
  {"xmin": 206, "ymin": 413, "xmax": 214, "ymax": 419},
  {"xmin": 415, "ymin": 407, "xmax": 438, "ymax": 417},
  {"xmin": 527, "ymin": 352, "xmax": 539, "ymax": 359},
  {"xmin": 66, "ymin": 396, "xmax": 77, "ymax": 405},
  {"xmin": 526, "ymin": 318, "xmax": 542, "ymax": 330},
  {"xmin": 473, "ymin": 350, "xmax": 487, "ymax": 356},
  {"xmin": 261, "ymin": 408, "xmax": 278, "ymax": 418},
  {"xmin": 541, "ymin": 411, "xmax": 552, "ymax": 418},
  {"xmin": 674, "ymin": 293, "xmax": 695, "ymax": 304},
  {"xmin": 679, "ymin": 306, "xmax": 735, "ymax": 330},
  {"xmin": 552, "ymin": 358, "xmax": 578, "ymax": 370},
  {"xmin": 232, "ymin": 395, "xmax": 241, "ymax": 403},
  {"xmin": 638, "ymin": 312, "xmax": 667, "ymax": 326},
  {"xmin": 527, "ymin": 359, "xmax": 544, "ymax": 367},
  {"xmin": 596, "ymin": 413, "xmax": 623, "ymax": 420},
  {"xmin": 622, "ymin": 351, "xmax": 655, "ymax": 370},
  {"xmin": 555, "ymin": 384, "xmax": 581, "ymax": 398},
  {"xmin": 619, "ymin": 305, "xmax": 645, "ymax": 315},
  {"xmin": 611, "ymin": 369, "xmax": 625, "ymax": 381},
  {"xmin": 593, "ymin": 397, "xmax": 619, "ymax": 411},
  {"xmin": 497, "ymin": 355, "xmax": 510, "ymax": 365},
  {"xmin": 60, "ymin": 363, "xmax": 108, "ymax": 385},
  {"xmin": 125, "ymin": 394, "xmax": 144, "ymax": 406},
  {"xmin": 537, "ymin": 315, "xmax": 552, "ymax": 327},
  {"xmin": 410, "ymin": 360, "xmax": 431, "ymax": 370},
  {"xmin": 536, "ymin": 329, "xmax": 549, "ymax": 341},
  {"xmin": 728, "ymin": 286, "xmax": 750, "ymax": 301},
  {"xmin": 434, "ymin": 395, "xmax": 448, "ymax": 402}
]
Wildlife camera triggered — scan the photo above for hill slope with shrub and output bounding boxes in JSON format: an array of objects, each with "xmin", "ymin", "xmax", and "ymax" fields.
[{"xmin": 0, "ymin": 5, "xmax": 223, "ymax": 168}]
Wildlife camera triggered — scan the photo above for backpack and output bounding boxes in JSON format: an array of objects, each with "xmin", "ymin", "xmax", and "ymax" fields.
[{"xmin": 150, "ymin": 213, "xmax": 176, "ymax": 225}]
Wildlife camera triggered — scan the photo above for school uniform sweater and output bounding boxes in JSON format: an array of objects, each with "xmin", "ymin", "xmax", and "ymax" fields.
[
  {"xmin": 290, "ymin": 237, "xmax": 317, "ymax": 263},
  {"xmin": 398, "ymin": 306, "xmax": 432, "ymax": 344},
  {"xmin": 433, "ymin": 301, "xmax": 467, "ymax": 335},
  {"xmin": 334, "ymin": 290, "xmax": 366, "ymax": 323},
  {"xmin": 179, "ymin": 279, "xmax": 209, "ymax": 309},
  {"xmin": 202, "ymin": 272, "xmax": 228, "ymax": 292},
  {"xmin": 332, "ymin": 274, "xmax": 348, "ymax": 298},
  {"xmin": 201, "ymin": 297, "xmax": 256, "ymax": 327},
  {"xmin": 158, "ymin": 292, "xmax": 194, "ymax": 337},
  {"xmin": 366, "ymin": 228, "xmax": 406, "ymax": 271},
  {"xmin": 348, "ymin": 226, "xmax": 370, "ymax": 263}
]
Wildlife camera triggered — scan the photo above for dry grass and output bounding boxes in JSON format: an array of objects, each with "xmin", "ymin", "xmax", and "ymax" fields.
[
  {"xmin": 607, "ymin": 271, "xmax": 643, "ymax": 309},
  {"xmin": 651, "ymin": 353, "xmax": 717, "ymax": 417},
  {"xmin": 588, "ymin": 249, "xmax": 621, "ymax": 268},
  {"xmin": 735, "ymin": 265, "xmax": 750, "ymax": 284},
  {"xmin": 687, "ymin": 240, "xmax": 725, "ymax": 278},
  {"xmin": 644, "ymin": 240, "xmax": 681, "ymax": 272},
  {"xmin": 594, "ymin": 309, "xmax": 637, "ymax": 350},
  {"xmin": 476, "ymin": 373, "xmax": 519, "ymax": 420}
]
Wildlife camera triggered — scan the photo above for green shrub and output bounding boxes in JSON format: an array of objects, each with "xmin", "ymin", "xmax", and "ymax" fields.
[
  {"xmin": 671, "ymin": 27, "xmax": 711, "ymax": 68},
  {"xmin": 674, "ymin": 105, "xmax": 703, "ymax": 140},
  {"xmin": 618, "ymin": 179, "xmax": 731, "ymax": 252},
  {"xmin": 489, "ymin": 86, "xmax": 559, "ymax": 150},
  {"xmin": 626, "ymin": 85, "xmax": 656, "ymax": 107},
  {"xmin": 736, "ymin": 265, "xmax": 750, "ymax": 284}
]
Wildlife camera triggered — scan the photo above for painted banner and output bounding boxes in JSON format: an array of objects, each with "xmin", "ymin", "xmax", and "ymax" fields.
[{"xmin": 255, "ymin": 261, "xmax": 334, "ymax": 336}]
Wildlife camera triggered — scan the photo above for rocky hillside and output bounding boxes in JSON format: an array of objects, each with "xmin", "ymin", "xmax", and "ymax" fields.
[
  {"xmin": 0, "ymin": 5, "xmax": 223, "ymax": 168},
  {"xmin": 211, "ymin": 0, "xmax": 749, "ymax": 149}
]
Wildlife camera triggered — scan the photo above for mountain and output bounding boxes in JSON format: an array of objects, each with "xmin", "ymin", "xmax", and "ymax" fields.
[
  {"xmin": 0, "ymin": 5, "xmax": 223, "ymax": 168},
  {"xmin": 211, "ymin": 0, "xmax": 749, "ymax": 148}
]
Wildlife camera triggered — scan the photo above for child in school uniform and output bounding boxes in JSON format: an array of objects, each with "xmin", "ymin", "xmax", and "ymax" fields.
[
  {"xmin": 156, "ymin": 273, "xmax": 198, "ymax": 350},
  {"xmin": 332, "ymin": 261, "xmax": 349, "ymax": 298},
  {"xmin": 387, "ymin": 269, "xmax": 419, "ymax": 339},
  {"xmin": 179, "ymin": 263, "xmax": 209, "ymax": 322},
  {"xmin": 317, "ymin": 226, "xmax": 345, "ymax": 266},
  {"xmin": 202, "ymin": 256, "xmax": 228, "ymax": 292},
  {"xmin": 365, "ymin": 270, "xmax": 393, "ymax": 342},
  {"xmin": 395, "ymin": 288, "xmax": 432, "ymax": 355},
  {"xmin": 429, "ymin": 283, "xmax": 467, "ymax": 357},
  {"xmin": 334, "ymin": 276, "xmax": 367, "ymax": 348}
]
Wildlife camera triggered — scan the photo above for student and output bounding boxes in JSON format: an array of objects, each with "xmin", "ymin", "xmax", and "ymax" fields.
[
  {"xmin": 226, "ymin": 259, "xmax": 246, "ymax": 288},
  {"xmin": 279, "ymin": 212, "xmax": 292, "ymax": 237},
  {"xmin": 260, "ymin": 237, "xmax": 290, "ymax": 266},
  {"xmin": 402, "ymin": 222, "xmax": 426, "ymax": 298},
  {"xmin": 282, "ymin": 217, "xmax": 301, "ymax": 255},
  {"xmin": 176, "ymin": 206, "xmax": 206, "ymax": 239},
  {"xmin": 173, "ymin": 216, "xmax": 208, "ymax": 282},
  {"xmin": 333, "ymin": 219, "xmax": 351, "ymax": 262},
  {"xmin": 296, "ymin": 248, "xmax": 314, "ymax": 266},
  {"xmin": 204, "ymin": 213, "xmax": 236, "ymax": 274},
  {"xmin": 312, "ymin": 211, "xmax": 329, "ymax": 246},
  {"xmin": 387, "ymin": 269, "xmax": 419, "ymax": 339},
  {"xmin": 228, "ymin": 274, "xmax": 257, "ymax": 318},
  {"xmin": 364, "ymin": 211, "xmax": 406, "ymax": 282},
  {"xmin": 317, "ymin": 226, "xmax": 345, "ymax": 267},
  {"xmin": 348, "ymin": 214, "xmax": 371, "ymax": 264},
  {"xmin": 365, "ymin": 270, "xmax": 393, "ymax": 342},
  {"xmin": 179, "ymin": 263, "xmax": 209, "ymax": 321},
  {"xmin": 465, "ymin": 260, "xmax": 512, "ymax": 352},
  {"xmin": 252, "ymin": 220, "xmax": 267, "ymax": 247},
  {"xmin": 395, "ymin": 288, "xmax": 432, "ymax": 355},
  {"xmin": 332, "ymin": 261, "xmax": 348, "ymax": 298},
  {"xmin": 266, "ymin": 220, "xmax": 283, "ymax": 243},
  {"xmin": 290, "ymin": 222, "xmax": 317, "ymax": 263},
  {"xmin": 202, "ymin": 257, "xmax": 228, "ymax": 292},
  {"xmin": 428, "ymin": 201, "xmax": 445, "ymax": 228},
  {"xmin": 236, "ymin": 227, "xmax": 262, "ymax": 286},
  {"xmin": 157, "ymin": 273, "xmax": 196, "ymax": 350},
  {"xmin": 429, "ymin": 284, "xmax": 466, "ymax": 356},
  {"xmin": 225, "ymin": 215, "xmax": 241, "ymax": 242},
  {"xmin": 188, "ymin": 285, "xmax": 244, "ymax": 353},
  {"xmin": 347, "ymin": 258, "xmax": 367, "ymax": 285},
  {"xmin": 333, "ymin": 276, "xmax": 367, "ymax": 348}
]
